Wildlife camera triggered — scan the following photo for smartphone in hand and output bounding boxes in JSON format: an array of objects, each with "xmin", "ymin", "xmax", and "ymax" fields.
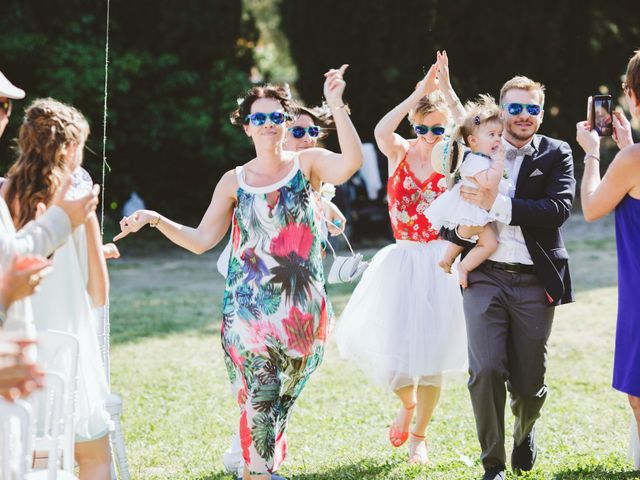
[{"xmin": 591, "ymin": 94, "xmax": 613, "ymax": 136}]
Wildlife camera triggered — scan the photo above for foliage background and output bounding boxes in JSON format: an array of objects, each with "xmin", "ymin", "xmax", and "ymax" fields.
[{"xmin": 0, "ymin": 0, "xmax": 639, "ymax": 222}]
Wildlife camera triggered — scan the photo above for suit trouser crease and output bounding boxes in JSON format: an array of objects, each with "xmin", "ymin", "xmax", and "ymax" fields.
[{"xmin": 463, "ymin": 264, "xmax": 554, "ymax": 469}]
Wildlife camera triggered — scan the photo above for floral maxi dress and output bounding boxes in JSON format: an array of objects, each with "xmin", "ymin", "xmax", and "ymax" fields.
[{"xmin": 221, "ymin": 156, "xmax": 331, "ymax": 475}]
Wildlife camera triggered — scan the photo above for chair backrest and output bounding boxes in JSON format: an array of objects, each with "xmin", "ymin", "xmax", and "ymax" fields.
[
  {"xmin": 36, "ymin": 331, "xmax": 79, "ymax": 473},
  {"xmin": 93, "ymin": 304, "xmax": 111, "ymax": 386},
  {"xmin": 29, "ymin": 371, "xmax": 65, "ymax": 480},
  {"xmin": 0, "ymin": 399, "xmax": 32, "ymax": 480}
]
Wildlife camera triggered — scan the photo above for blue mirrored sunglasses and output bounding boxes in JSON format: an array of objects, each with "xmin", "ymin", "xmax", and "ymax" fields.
[
  {"xmin": 502, "ymin": 103, "xmax": 541, "ymax": 116},
  {"xmin": 413, "ymin": 124, "xmax": 446, "ymax": 136},
  {"xmin": 288, "ymin": 125, "xmax": 321, "ymax": 139},
  {"xmin": 244, "ymin": 111, "xmax": 288, "ymax": 126}
]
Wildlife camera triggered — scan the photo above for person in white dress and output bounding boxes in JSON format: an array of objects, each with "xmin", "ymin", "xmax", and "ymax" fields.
[
  {"xmin": 3, "ymin": 98, "xmax": 112, "ymax": 480},
  {"xmin": 425, "ymin": 95, "xmax": 505, "ymax": 287}
]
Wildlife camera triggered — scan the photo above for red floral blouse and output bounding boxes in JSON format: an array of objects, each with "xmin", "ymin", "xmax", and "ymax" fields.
[{"xmin": 387, "ymin": 156, "xmax": 446, "ymax": 243}]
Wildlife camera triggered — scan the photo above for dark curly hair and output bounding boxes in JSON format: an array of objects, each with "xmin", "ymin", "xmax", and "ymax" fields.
[{"xmin": 230, "ymin": 84, "xmax": 293, "ymax": 126}]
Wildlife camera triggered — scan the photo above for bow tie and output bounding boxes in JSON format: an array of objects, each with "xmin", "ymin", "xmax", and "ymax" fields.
[{"xmin": 505, "ymin": 145, "xmax": 534, "ymax": 161}]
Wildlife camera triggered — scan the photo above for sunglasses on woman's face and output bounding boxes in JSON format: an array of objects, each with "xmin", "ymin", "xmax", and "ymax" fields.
[
  {"xmin": 244, "ymin": 111, "xmax": 288, "ymax": 127},
  {"xmin": 413, "ymin": 124, "xmax": 445, "ymax": 136},
  {"xmin": 288, "ymin": 125, "xmax": 321, "ymax": 139},
  {"xmin": 502, "ymin": 103, "xmax": 541, "ymax": 116},
  {"xmin": 0, "ymin": 99, "xmax": 11, "ymax": 115}
]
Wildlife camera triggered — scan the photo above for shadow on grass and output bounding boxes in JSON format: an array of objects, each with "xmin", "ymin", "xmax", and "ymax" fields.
[
  {"xmin": 194, "ymin": 458, "xmax": 398, "ymax": 480},
  {"xmin": 551, "ymin": 466, "xmax": 640, "ymax": 479}
]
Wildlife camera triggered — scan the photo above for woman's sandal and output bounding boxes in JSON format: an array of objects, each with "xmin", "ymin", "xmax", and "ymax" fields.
[
  {"xmin": 407, "ymin": 431, "xmax": 429, "ymax": 465},
  {"xmin": 388, "ymin": 403, "xmax": 416, "ymax": 447}
]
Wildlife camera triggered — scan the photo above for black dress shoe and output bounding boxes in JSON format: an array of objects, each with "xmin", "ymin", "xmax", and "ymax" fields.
[
  {"xmin": 481, "ymin": 466, "xmax": 506, "ymax": 480},
  {"xmin": 511, "ymin": 426, "xmax": 537, "ymax": 472}
]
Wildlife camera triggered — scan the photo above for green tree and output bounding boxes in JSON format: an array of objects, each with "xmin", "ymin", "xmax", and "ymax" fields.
[{"xmin": 0, "ymin": 0, "xmax": 258, "ymax": 221}]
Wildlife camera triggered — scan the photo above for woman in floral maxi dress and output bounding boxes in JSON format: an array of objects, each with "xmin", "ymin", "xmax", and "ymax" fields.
[{"xmin": 115, "ymin": 65, "xmax": 363, "ymax": 480}]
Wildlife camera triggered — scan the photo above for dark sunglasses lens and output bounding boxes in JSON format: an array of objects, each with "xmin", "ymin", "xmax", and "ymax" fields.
[
  {"xmin": 526, "ymin": 105, "xmax": 541, "ymax": 116},
  {"xmin": 508, "ymin": 103, "xmax": 523, "ymax": 115},
  {"xmin": 270, "ymin": 112, "xmax": 285, "ymax": 124},
  {"xmin": 431, "ymin": 126, "xmax": 446, "ymax": 136},
  {"xmin": 308, "ymin": 126, "xmax": 320, "ymax": 138},
  {"xmin": 414, "ymin": 125, "xmax": 429, "ymax": 135},
  {"xmin": 291, "ymin": 127, "xmax": 305, "ymax": 138},
  {"xmin": 252, "ymin": 113, "xmax": 267, "ymax": 126}
]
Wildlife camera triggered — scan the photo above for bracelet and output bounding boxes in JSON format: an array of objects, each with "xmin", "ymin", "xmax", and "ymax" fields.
[
  {"xmin": 149, "ymin": 214, "xmax": 161, "ymax": 228},
  {"xmin": 332, "ymin": 103, "xmax": 351, "ymax": 115},
  {"xmin": 584, "ymin": 153, "xmax": 600, "ymax": 163}
]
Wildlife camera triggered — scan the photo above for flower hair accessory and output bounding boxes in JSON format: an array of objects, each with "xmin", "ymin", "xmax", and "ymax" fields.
[{"xmin": 474, "ymin": 115, "xmax": 481, "ymax": 125}]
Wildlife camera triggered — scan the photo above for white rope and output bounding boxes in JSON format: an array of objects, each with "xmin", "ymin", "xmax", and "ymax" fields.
[{"xmin": 100, "ymin": 0, "xmax": 111, "ymax": 238}]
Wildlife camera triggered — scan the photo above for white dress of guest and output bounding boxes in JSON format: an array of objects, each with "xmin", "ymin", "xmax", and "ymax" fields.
[{"xmin": 31, "ymin": 167, "xmax": 110, "ymax": 441}]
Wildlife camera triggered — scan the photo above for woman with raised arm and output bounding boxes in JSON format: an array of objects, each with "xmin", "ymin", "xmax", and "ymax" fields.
[
  {"xmin": 336, "ymin": 56, "xmax": 467, "ymax": 465},
  {"xmin": 576, "ymin": 49, "xmax": 640, "ymax": 469},
  {"xmin": 116, "ymin": 65, "xmax": 362, "ymax": 480}
]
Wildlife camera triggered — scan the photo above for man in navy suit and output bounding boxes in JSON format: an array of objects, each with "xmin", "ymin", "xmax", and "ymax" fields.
[{"xmin": 452, "ymin": 76, "xmax": 575, "ymax": 480}]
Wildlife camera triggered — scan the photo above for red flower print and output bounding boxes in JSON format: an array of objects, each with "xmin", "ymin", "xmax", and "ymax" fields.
[
  {"xmin": 269, "ymin": 224, "xmax": 314, "ymax": 261},
  {"xmin": 315, "ymin": 298, "xmax": 328, "ymax": 342},
  {"xmin": 232, "ymin": 216, "xmax": 241, "ymax": 250},
  {"xmin": 273, "ymin": 431, "xmax": 287, "ymax": 471},
  {"xmin": 247, "ymin": 320, "xmax": 282, "ymax": 353},
  {"xmin": 282, "ymin": 305, "xmax": 315, "ymax": 356},
  {"xmin": 228, "ymin": 345, "xmax": 244, "ymax": 368},
  {"xmin": 240, "ymin": 409, "xmax": 252, "ymax": 464}
]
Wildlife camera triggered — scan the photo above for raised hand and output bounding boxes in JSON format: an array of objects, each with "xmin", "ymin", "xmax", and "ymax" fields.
[
  {"xmin": 324, "ymin": 64, "xmax": 349, "ymax": 109},
  {"xmin": 576, "ymin": 120, "xmax": 600, "ymax": 155},
  {"xmin": 612, "ymin": 109, "xmax": 634, "ymax": 150},
  {"xmin": 436, "ymin": 50, "xmax": 452, "ymax": 91},
  {"xmin": 415, "ymin": 63, "xmax": 438, "ymax": 97},
  {"xmin": 52, "ymin": 176, "xmax": 100, "ymax": 229}
]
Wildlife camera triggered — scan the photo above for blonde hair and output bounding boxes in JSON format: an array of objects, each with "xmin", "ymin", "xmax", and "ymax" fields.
[
  {"xmin": 6, "ymin": 98, "xmax": 89, "ymax": 229},
  {"xmin": 625, "ymin": 49, "xmax": 640, "ymax": 100},
  {"xmin": 499, "ymin": 75, "xmax": 546, "ymax": 107},
  {"xmin": 408, "ymin": 91, "xmax": 449, "ymax": 124},
  {"xmin": 454, "ymin": 94, "xmax": 501, "ymax": 145}
]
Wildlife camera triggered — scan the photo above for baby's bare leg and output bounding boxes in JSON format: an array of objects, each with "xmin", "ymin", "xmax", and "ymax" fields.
[
  {"xmin": 439, "ymin": 242, "xmax": 465, "ymax": 274},
  {"xmin": 458, "ymin": 224, "xmax": 498, "ymax": 288}
]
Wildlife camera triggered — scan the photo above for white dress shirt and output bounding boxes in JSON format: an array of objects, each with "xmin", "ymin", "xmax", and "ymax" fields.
[{"xmin": 488, "ymin": 138, "xmax": 534, "ymax": 264}]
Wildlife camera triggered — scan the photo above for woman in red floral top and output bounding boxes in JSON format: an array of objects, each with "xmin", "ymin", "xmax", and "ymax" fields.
[{"xmin": 336, "ymin": 55, "xmax": 467, "ymax": 465}]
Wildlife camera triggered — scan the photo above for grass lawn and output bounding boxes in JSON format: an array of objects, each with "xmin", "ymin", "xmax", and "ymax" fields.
[{"xmin": 107, "ymin": 213, "xmax": 640, "ymax": 479}]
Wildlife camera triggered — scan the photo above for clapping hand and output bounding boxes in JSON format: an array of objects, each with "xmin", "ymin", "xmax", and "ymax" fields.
[
  {"xmin": 436, "ymin": 50, "xmax": 452, "ymax": 92},
  {"xmin": 415, "ymin": 63, "xmax": 438, "ymax": 97},
  {"xmin": 324, "ymin": 64, "xmax": 349, "ymax": 109}
]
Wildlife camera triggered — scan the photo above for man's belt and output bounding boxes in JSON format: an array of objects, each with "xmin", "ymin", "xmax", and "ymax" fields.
[{"xmin": 485, "ymin": 260, "xmax": 536, "ymax": 274}]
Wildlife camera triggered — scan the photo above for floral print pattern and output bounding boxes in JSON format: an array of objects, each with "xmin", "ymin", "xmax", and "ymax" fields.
[
  {"xmin": 221, "ymin": 164, "xmax": 333, "ymax": 475},
  {"xmin": 387, "ymin": 156, "xmax": 445, "ymax": 243}
]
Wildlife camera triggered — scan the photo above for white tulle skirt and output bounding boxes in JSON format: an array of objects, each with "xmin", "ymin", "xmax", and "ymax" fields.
[
  {"xmin": 335, "ymin": 240, "xmax": 468, "ymax": 391},
  {"xmin": 424, "ymin": 184, "xmax": 494, "ymax": 231}
]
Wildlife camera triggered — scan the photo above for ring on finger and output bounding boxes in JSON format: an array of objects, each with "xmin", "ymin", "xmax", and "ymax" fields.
[{"xmin": 28, "ymin": 275, "xmax": 39, "ymax": 287}]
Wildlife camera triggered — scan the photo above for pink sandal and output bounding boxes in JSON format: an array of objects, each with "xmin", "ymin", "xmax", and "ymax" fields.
[{"xmin": 388, "ymin": 403, "xmax": 416, "ymax": 447}]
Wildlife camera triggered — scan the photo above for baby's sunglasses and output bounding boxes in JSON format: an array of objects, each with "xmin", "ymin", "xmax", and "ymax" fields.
[
  {"xmin": 244, "ymin": 111, "xmax": 288, "ymax": 127},
  {"xmin": 413, "ymin": 124, "xmax": 446, "ymax": 136},
  {"xmin": 502, "ymin": 103, "xmax": 541, "ymax": 116},
  {"xmin": 288, "ymin": 125, "xmax": 321, "ymax": 139}
]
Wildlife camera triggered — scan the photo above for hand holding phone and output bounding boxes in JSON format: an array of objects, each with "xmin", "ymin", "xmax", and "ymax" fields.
[{"xmin": 590, "ymin": 94, "xmax": 613, "ymax": 136}]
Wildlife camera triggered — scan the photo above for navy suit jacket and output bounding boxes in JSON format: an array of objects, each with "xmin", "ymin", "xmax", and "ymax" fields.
[{"xmin": 509, "ymin": 134, "xmax": 575, "ymax": 306}]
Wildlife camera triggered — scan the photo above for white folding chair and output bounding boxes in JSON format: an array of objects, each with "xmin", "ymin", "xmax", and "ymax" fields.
[
  {"xmin": 27, "ymin": 371, "xmax": 77, "ymax": 480},
  {"xmin": 0, "ymin": 399, "xmax": 32, "ymax": 480},
  {"xmin": 94, "ymin": 305, "xmax": 130, "ymax": 480},
  {"xmin": 36, "ymin": 331, "xmax": 79, "ymax": 475}
]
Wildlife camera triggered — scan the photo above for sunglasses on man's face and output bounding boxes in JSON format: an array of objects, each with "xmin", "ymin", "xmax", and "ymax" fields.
[
  {"xmin": 288, "ymin": 125, "xmax": 321, "ymax": 139},
  {"xmin": 0, "ymin": 99, "xmax": 11, "ymax": 115},
  {"xmin": 244, "ymin": 111, "xmax": 288, "ymax": 127},
  {"xmin": 413, "ymin": 124, "xmax": 446, "ymax": 136},
  {"xmin": 502, "ymin": 103, "xmax": 541, "ymax": 116}
]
